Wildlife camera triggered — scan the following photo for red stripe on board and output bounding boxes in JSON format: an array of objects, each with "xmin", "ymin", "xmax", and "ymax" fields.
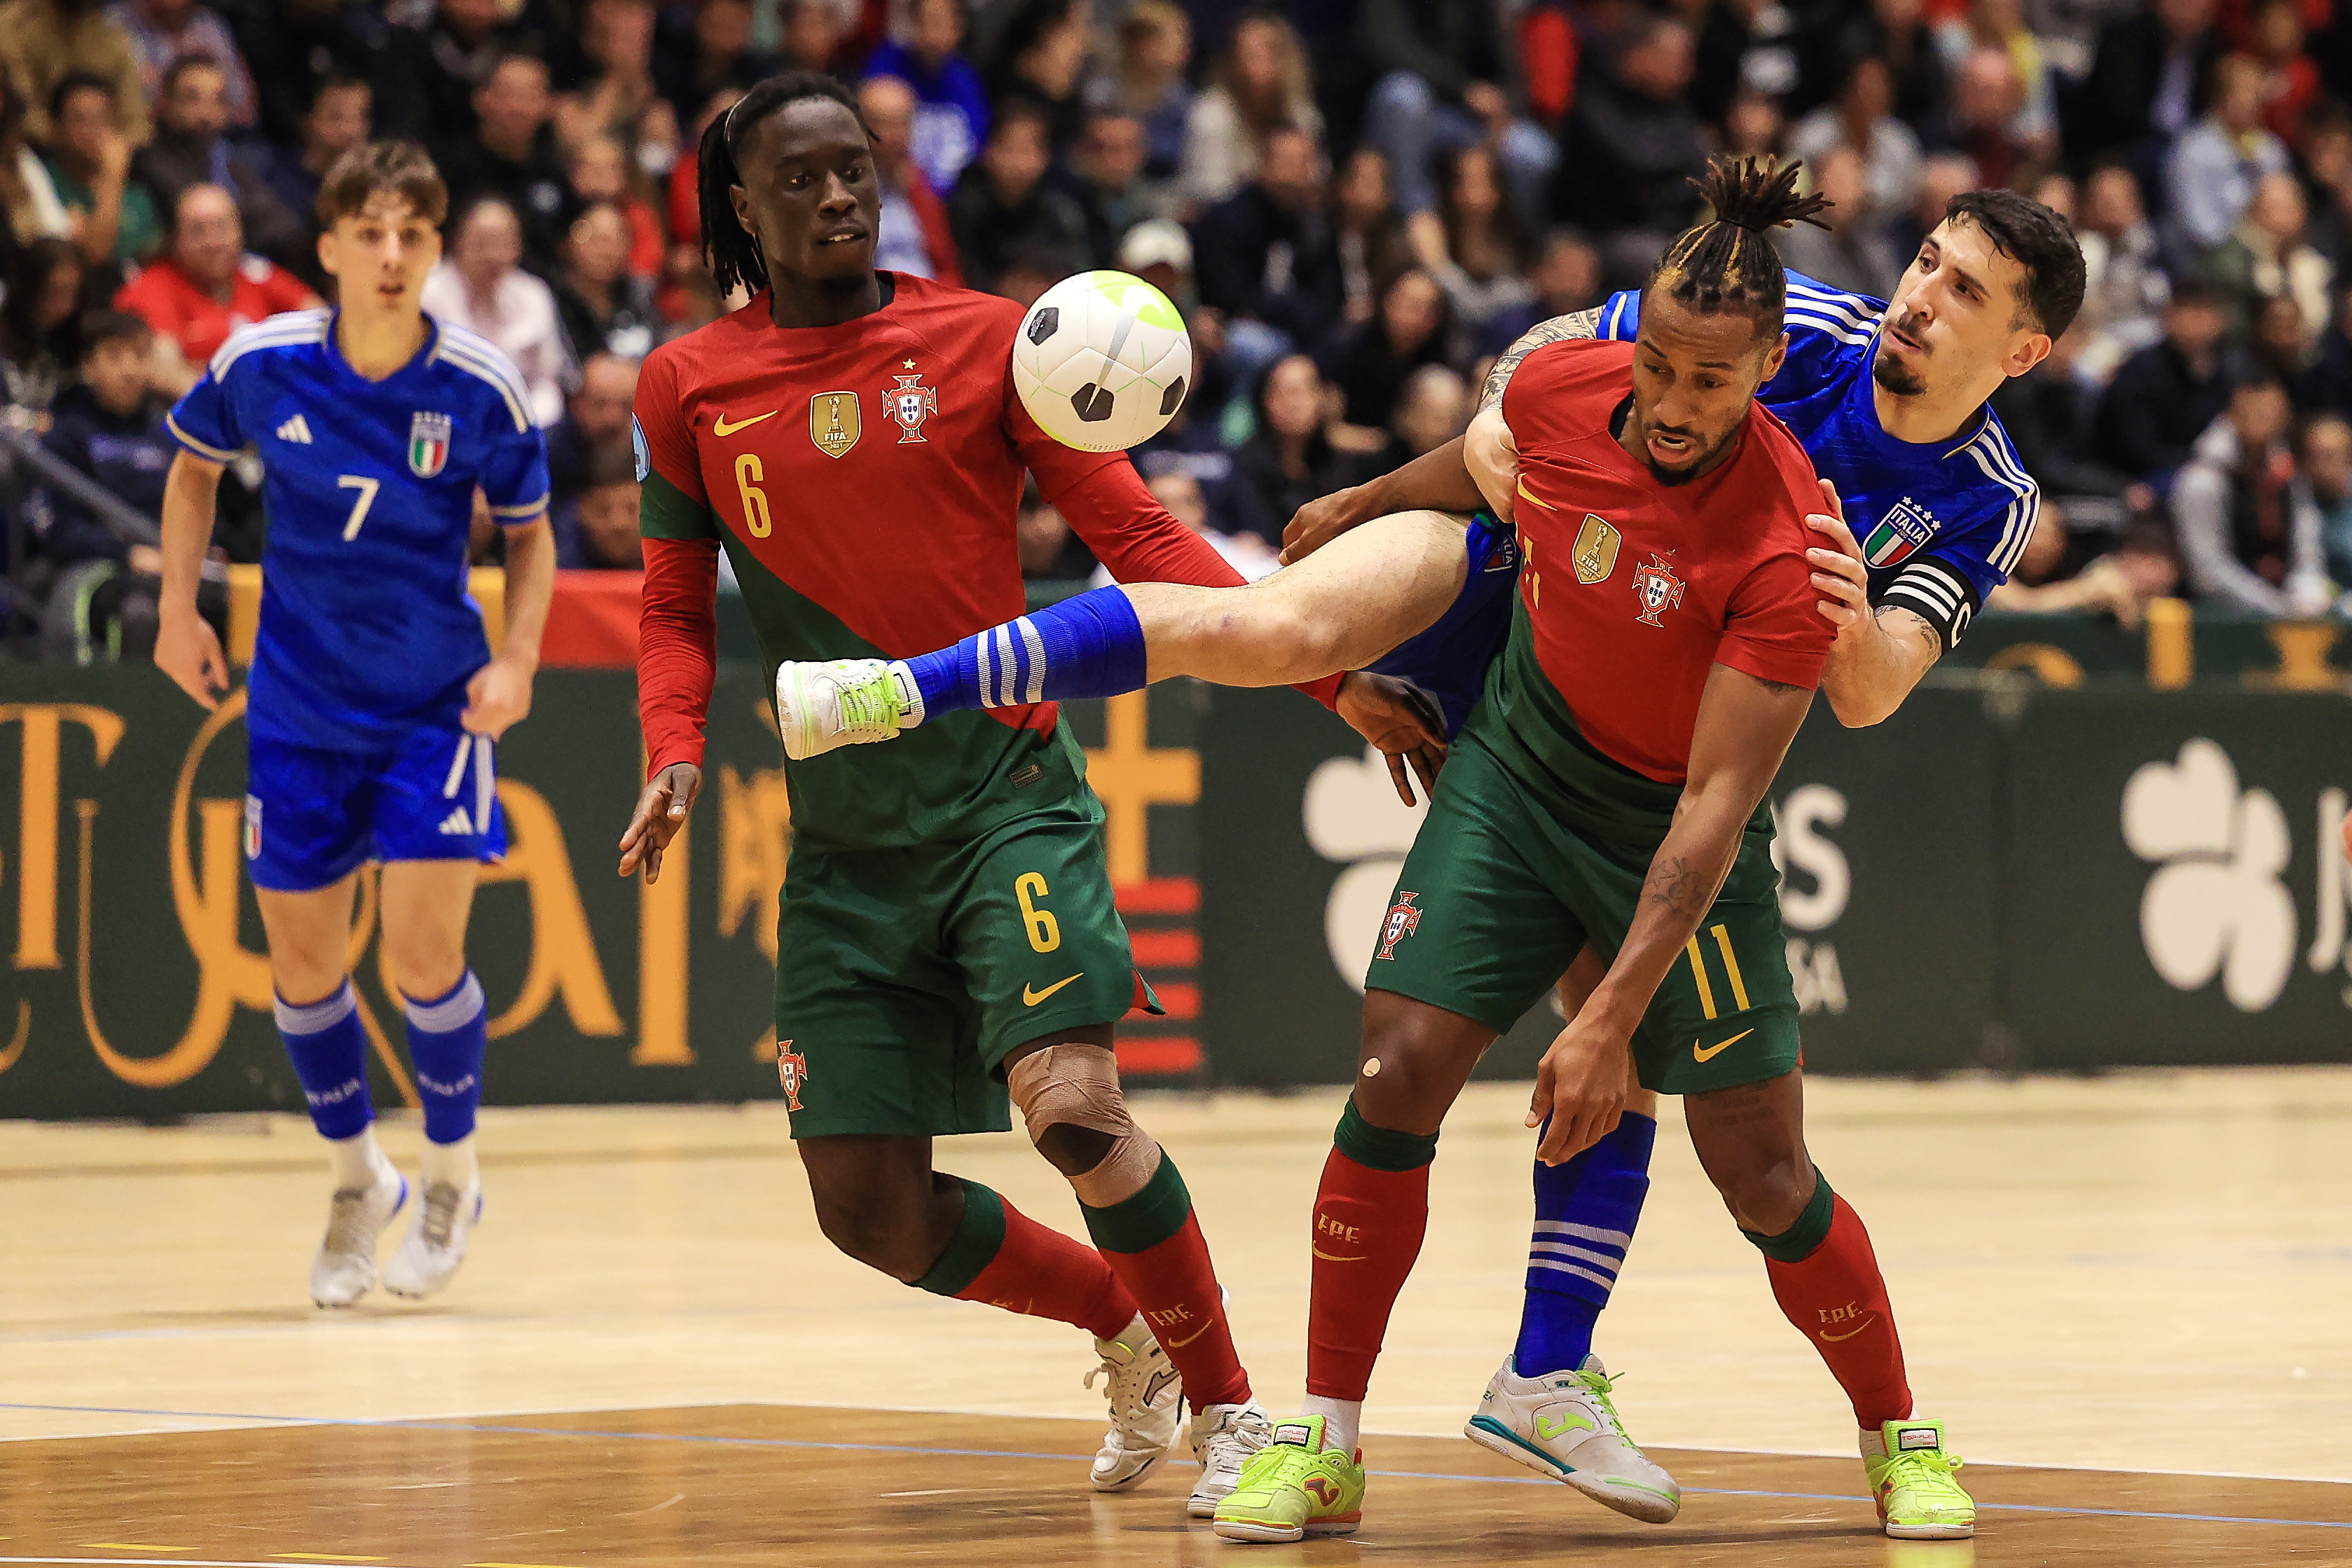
[
  {"xmin": 1129, "ymin": 929, "xmax": 1200, "ymax": 968},
  {"xmin": 1117, "ymin": 1037, "xmax": 1203, "ymax": 1075},
  {"xmin": 1116, "ymin": 879, "xmax": 1199, "ymax": 915},
  {"xmin": 1150, "ymin": 982, "xmax": 1199, "ymax": 1020}
]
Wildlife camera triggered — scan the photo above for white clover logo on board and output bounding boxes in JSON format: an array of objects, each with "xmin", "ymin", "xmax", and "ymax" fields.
[{"xmin": 2122, "ymin": 739, "xmax": 2297, "ymax": 1012}]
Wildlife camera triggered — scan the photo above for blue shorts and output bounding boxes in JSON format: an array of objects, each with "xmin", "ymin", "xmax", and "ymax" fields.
[
  {"xmin": 245, "ymin": 723, "xmax": 507, "ymax": 893},
  {"xmin": 1365, "ymin": 512, "xmax": 1520, "ymax": 739}
]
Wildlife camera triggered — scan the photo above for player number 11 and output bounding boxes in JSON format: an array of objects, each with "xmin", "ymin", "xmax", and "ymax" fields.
[{"xmin": 336, "ymin": 474, "xmax": 380, "ymax": 541}]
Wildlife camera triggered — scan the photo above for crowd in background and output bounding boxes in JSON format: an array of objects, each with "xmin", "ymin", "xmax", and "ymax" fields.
[{"xmin": 8, "ymin": 0, "xmax": 2352, "ymax": 661}]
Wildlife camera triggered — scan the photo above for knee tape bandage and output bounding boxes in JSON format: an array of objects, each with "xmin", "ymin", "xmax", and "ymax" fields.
[{"xmin": 1006, "ymin": 1045, "xmax": 1162, "ymax": 1207}]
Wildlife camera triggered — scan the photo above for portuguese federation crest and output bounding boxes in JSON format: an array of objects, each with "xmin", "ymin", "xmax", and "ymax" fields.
[
  {"xmin": 408, "ymin": 411, "xmax": 452, "ymax": 477},
  {"xmin": 1375, "ymin": 891, "xmax": 1423, "ymax": 961},
  {"xmin": 776, "ymin": 1042, "xmax": 810, "ymax": 1111},
  {"xmin": 883, "ymin": 369, "xmax": 937, "ymax": 443},
  {"xmin": 1630, "ymin": 551, "xmax": 1686, "ymax": 627},
  {"xmin": 1861, "ymin": 496, "xmax": 1940, "ymax": 568}
]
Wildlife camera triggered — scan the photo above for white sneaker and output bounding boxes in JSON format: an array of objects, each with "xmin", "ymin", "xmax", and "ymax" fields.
[
  {"xmin": 773, "ymin": 659, "xmax": 923, "ymax": 759},
  {"xmin": 1464, "ymin": 1354, "xmax": 1680, "ymax": 1523},
  {"xmin": 381, "ymin": 1180, "xmax": 483, "ymax": 1300},
  {"xmin": 1188, "ymin": 1398, "xmax": 1273, "ymax": 1517},
  {"xmin": 1083, "ymin": 1312, "xmax": 1183, "ymax": 1491},
  {"xmin": 310, "ymin": 1167, "xmax": 406, "ymax": 1308}
]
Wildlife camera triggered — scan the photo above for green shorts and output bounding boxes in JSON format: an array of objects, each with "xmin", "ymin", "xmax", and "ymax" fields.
[
  {"xmin": 772, "ymin": 791, "xmax": 1157, "ymax": 1139},
  {"xmin": 1368, "ymin": 731, "xmax": 1801, "ymax": 1096}
]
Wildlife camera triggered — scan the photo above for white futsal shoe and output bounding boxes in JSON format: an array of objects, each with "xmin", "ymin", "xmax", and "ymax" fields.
[
  {"xmin": 1188, "ymin": 1399, "xmax": 1274, "ymax": 1517},
  {"xmin": 1085, "ymin": 1313, "xmax": 1184, "ymax": 1491},
  {"xmin": 310, "ymin": 1165, "xmax": 407, "ymax": 1308},
  {"xmin": 773, "ymin": 659, "xmax": 923, "ymax": 760},
  {"xmin": 1464, "ymin": 1354, "xmax": 1682, "ymax": 1523},
  {"xmin": 381, "ymin": 1179, "xmax": 483, "ymax": 1300}
]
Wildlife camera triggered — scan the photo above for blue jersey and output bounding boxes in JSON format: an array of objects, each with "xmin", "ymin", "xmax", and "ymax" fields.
[
  {"xmin": 1366, "ymin": 515, "xmax": 1519, "ymax": 737},
  {"xmin": 1595, "ymin": 271, "xmax": 2037, "ymax": 649},
  {"xmin": 169, "ymin": 310, "xmax": 550, "ymax": 751}
]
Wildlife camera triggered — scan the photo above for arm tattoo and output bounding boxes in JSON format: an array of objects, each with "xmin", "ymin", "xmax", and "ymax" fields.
[
  {"xmin": 1874, "ymin": 603, "xmax": 1947, "ymax": 654},
  {"xmin": 1478, "ymin": 308, "xmax": 1603, "ymax": 408},
  {"xmin": 1643, "ymin": 853, "xmax": 1699, "ymax": 915}
]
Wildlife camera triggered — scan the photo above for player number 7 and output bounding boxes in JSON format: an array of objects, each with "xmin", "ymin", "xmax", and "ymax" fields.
[{"xmin": 336, "ymin": 474, "xmax": 380, "ymax": 541}]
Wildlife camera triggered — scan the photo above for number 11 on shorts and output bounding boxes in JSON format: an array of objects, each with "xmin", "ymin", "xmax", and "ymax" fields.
[{"xmin": 1684, "ymin": 923, "xmax": 1751, "ymax": 1021}]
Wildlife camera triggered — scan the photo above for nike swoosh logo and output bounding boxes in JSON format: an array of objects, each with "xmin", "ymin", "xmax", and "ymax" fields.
[
  {"xmin": 1693, "ymin": 1027, "xmax": 1756, "ymax": 1063},
  {"xmin": 1536, "ymin": 1412, "xmax": 1595, "ymax": 1441},
  {"xmin": 1023, "ymin": 972, "xmax": 1085, "ymax": 1006},
  {"xmin": 713, "ymin": 411, "xmax": 776, "ymax": 436},
  {"xmin": 1164, "ymin": 1319, "xmax": 1214, "ymax": 1349},
  {"xmin": 1309, "ymin": 1248, "xmax": 1367, "ymax": 1262},
  {"xmin": 1820, "ymin": 1316, "xmax": 1877, "ymax": 1342},
  {"xmin": 1515, "ymin": 476, "xmax": 1557, "ymax": 511}
]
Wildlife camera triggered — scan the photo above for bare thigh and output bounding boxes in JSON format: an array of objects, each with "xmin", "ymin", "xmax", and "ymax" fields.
[{"xmin": 1127, "ymin": 510, "xmax": 1471, "ymax": 686}]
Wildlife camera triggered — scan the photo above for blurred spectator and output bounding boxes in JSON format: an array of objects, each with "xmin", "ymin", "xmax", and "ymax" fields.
[
  {"xmin": 1829, "ymin": 0, "xmax": 1950, "ymax": 141},
  {"xmin": 1787, "ymin": 56, "xmax": 1923, "ymax": 224},
  {"xmin": 2166, "ymin": 53, "xmax": 2292, "ymax": 259},
  {"xmin": 1894, "ymin": 151, "xmax": 1981, "ymax": 259},
  {"xmin": 563, "ymin": 135, "xmax": 663, "ymax": 280},
  {"xmin": 546, "ymin": 349, "xmax": 634, "ymax": 507},
  {"xmin": 1777, "ymin": 145, "xmax": 1905, "ymax": 298},
  {"xmin": 1016, "ymin": 487, "xmax": 1093, "ymax": 577},
  {"xmin": 2297, "ymin": 108, "xmax": 2352, "ymax": 266},
  {"xmin": 0, "ymin": 75, "xmax": 74, "ymax": 247},
  {"xmin": 226, "ymin": 0, "xmax": 380, "ymax": 152},
  {"xmin": 860, "ymin": 72, "xmax": 958, "ymax": 284},
  {"xmin": 1115, "ymin": 215, "xmax": 1232, "ymax": 427},
  {"xmin": 1094, "ymin": 0, "xmax": 1189, "ymax": 181},
  {"xmin": 2250, "ymin": 290, "xmax": 2312, "ymax": 389},
  {"xmin": 1176, "ymin": 11, "xmax": 1321, "ymax": 209},
  {"xmin": 1991, "ymin": 323, "xmax": 2139, "ymax": 517},
  {"xmin": 256, "ymin": 76, "xmax": 368, "ymax": 249},
  {"xmin": 1326, "ymin": 266, "xmax": 1450, "ymax": 435},
  {"xmin": 986, "ymin": 0, "xmax": 1092, "ymax": 149},
  {"xmin": 864, "ymin": 0, "xmax": 989, "ymax": 197},
  {"xmin": 1983, "ymin": 504, "xmax": 2155, "ymax": 622},
  {"xmin": 2094, "ymin": 282, "xmax": 2237, "ymax": 479},
  {"xmin": 420, "ymin": 195, "xmax": 570, "ymax": 426},
  {"xmin": 655, "ymin": 0, "xmax": 775, "ymax": 125},
  {"xmin": 0, "ymin": 0, "xmax": 149, "ymax": 144},
  {"xmin": 106, "ymin": 0, "xmax": 254, "ymax": 129},
  {"xmin": 1361, "ymin": 0, "xmax": 1556, "ymax": 228},
  {"xmin": 129, "ymin": 53, "xmax": 305, "ymax": 271},
  {"xmin": 33, "ymin": 310, "xmax": 166, "ymax": 579},
  {"xmin": 114, "ymin": 183, "xmax": 315, "ymax": 391},
  {"xmin": 1692, "ymin": 0, "xmax": 1802, "ymax": 131},
  {"xmin": 2071, "ymin": 160, "xmax": 2170, "ymax": 385},
  {"xmin": 946, "ymin": 98, "xmax": 1085, "ymax": 296},
  {"xmin": 2172, "ymin": 377, "xmax": 2331, "ymax": 612},
  {"xmin": 1413, "ymin": 143, "xmax": 1534, "ymax": 343},
  {"xmin": 1938, "ymin": 0, "xmax": 2056, "ymax": 146},
  {"xmin": 1069, "ymin": 110, "xmax": 1157, "ymax": 270},
  {"xmin": 1557, "ymin": 16, "xmax": 1706, "ymax": 282},
  {"xmin": 42, "ymin": 72, "xmax": 159, "ymax": 266},
  {"xmin": 1354, "ymin": 359, "xmax": 1469, "ymax": 481},
  {"xmin": 1332, "ymin": 146, "xmax": 1408, "ymax": 329},
  {"xmin": 2203, "ymin": 170, "xmax": 2332, "ymax": 345},
  {"xmin": 556, "ymin": 0, "xmax": 676, "ymax": 171},
  {"xmin": 1495, "ymin": 226, "xmax": 1602, "ymax": 347},
  {"xmin": 435, "ymin": 53, "xmax": 579, "ymax": 277},
  {"xmin": 2303, "ymin": 410, "xmax": 2352, "ymax": 600},
  {"xmin": 1721, "ymin": 88, "xmax": 1783, "ymax": 160},
  {"xmin": 2246, "ymin": 0, "xmax": 2319, "ymax": 146},
  {"xmin": 1221, "ymin": 352, "xmax": 1350, "ymax": 546},
  {"xmin": 2070, "ymin": 0, "xmax": 2223, "ymax": 163},
  {"xmin": 1948, "ymin": 44, "xmax": 2034, "ymax": 191},
  {"xmin": 1095, "ymin": 469, "xmax": 1278, "ymax": 584},
  {"xmin": 553, "ymin": 441, "xmax": 641, "ymax": 568},
  {"xmin": 1191, "ymin": 122, "xmax": 1342, "ymax": 374},
  {"xmin": 1, "ymin": 236, "xmax": 87, "ymax": 412},
  {"xmin": 554, "ymin": 199, "xmax": 658, "ymax": 362},
  {"xmin": 2298, "ymin": 277, "xmax": 2352, "ymax": 413},
  {"xmin": 371, "ymin": 0, "xmax": 527, "ymax": 144}
]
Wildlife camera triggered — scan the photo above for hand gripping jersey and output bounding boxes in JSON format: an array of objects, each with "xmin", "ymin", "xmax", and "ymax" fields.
[
  {"xmin": 167, "ymin": 310, "xmax": 551, "ymax": 750},
  {"xmin": 1482, "ymin": 338, "xmax": 1833, "ymax": 804},
  {"xmin": 633, "ymin": 273, "xmax": 1251, "ymax": 853},
  {"xmin": 1595, "ymin": 270, "xmax": 2037, "ymax": 649}
]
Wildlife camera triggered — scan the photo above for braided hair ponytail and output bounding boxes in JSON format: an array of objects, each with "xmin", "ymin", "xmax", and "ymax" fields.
[
  {"xmin": 696, "ymin": 71, "xmax": 873, "ymax": 296},
  {"xmin": 1647, "ymin": 156, "xmax": 1834, "ymax": 336}
]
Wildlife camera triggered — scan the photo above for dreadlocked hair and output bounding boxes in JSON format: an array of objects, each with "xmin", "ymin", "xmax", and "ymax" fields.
[
  {"xmin": 1648, "ymin": 156, "xmax": 1834, "ymax": 335},
  {"xmin": 697, "ymin": 71, "xmax": 872, "ymax": 296}
]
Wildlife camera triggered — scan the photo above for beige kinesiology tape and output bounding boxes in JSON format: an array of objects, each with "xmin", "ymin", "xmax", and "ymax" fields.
[{"xmin": 1006, "ymin": 1045, "xmax": 1164, "ymax": 1208}]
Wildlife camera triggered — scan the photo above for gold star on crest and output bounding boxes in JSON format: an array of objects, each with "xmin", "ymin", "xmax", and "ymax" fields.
[{"xmin": 902, "ymin": 358, "xmax": 916, "ymax": 370}]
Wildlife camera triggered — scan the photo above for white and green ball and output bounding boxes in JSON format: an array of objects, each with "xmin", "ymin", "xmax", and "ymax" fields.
[{"xmin": 1011, "ymin": 270, "xmax": 1193, "ymax": 453}]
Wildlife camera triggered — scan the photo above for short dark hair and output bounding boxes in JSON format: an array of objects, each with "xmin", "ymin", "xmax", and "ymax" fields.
[
  {"xmin": 48, "ymin": 71, "xmax": 115, "ymax": 125},
  {"xmin": 696, "ymin": 72, "xmax": 872, "ymax": 296},
  {"xmin": 1646, "ymin": 155, "xmax": 1831, "ymax": 340},
  {"xmin": 316, "ymin": 139, "xmax": 448, "ymax": 227},
  {"xmin": 158, "ymin": 52, "xmax": 225, "ymax": 100},
  {"xmin": 1943, "ymin": 188, "xmax": 2085, "ymax": 339},
  {"xmin": 78, "ymin": 309, "xmax": 151, "ymax": 356}
]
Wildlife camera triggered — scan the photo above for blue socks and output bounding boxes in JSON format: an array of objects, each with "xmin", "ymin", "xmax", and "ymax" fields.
[
  {"xmin": 277, "ymin": 982, "xmax": 372, "ymax": 1141},
  {"xmin": 903, "ymin": 586, "xmax": 1148, "ymax": 716},
  {"xmin": 1513, "ymin": 1112, "xmax": 1657, "ymax": 1379},
  {"xmin": 404, "ymin": 971, "xmax": 487, "ymax": 1145}
]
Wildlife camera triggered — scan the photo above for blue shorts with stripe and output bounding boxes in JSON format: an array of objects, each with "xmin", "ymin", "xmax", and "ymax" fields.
[
  {"xmin": 244, "ymin": 722, "xmax": 507, "ymax": 892},
  {"xmin": 1363, "ymin": 512, "xmax": 1520, "ymax": 740}
]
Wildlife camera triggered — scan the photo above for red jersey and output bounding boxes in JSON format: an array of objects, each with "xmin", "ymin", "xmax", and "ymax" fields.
[
  {"xmin": 115, "ymin": 256, "xmax": 317, "ymax": 369},
  {"xmin": 1496, "ymin": 338, "xmax": 1831, "ymax": 787}
]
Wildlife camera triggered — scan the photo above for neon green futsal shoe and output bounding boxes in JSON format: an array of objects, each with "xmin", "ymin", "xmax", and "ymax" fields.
[
  {"xmin": 1210, "ymin": 1415, "xmax": 1365, "ymax": 1543},
  {"xmin": 1864, "ymin": 1418, "xmax": 1975, "ymax": 1539},
  {"xmin": 773, "ymin": 658, "xmax": 923, "ymax": 759}
]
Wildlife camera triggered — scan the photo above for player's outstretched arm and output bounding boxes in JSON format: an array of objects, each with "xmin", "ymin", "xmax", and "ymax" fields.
[
  {"xmin": 619, "ymin": 531, "xmax": 718, "ymax": 884},
  {"xmin": 153, "ymin": 450, "xmax": 229, "ymax": 710},
  {"xmin": 1527, "ymin": 664, "xmax": 1813, "ymax": 1164},
  {"xmin": 462, "ymin": 514, "xmax": 554, "ymax": 738},
  {"xmin": 1802, "ymin": 479, "xmax": 1944, "ymax": 727}
]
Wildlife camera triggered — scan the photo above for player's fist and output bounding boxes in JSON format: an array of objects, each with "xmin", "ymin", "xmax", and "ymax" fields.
[
  {"xmin": 154, "ymin": 602, "xmax": 229, "ymax": 710},
  {"xmin": 1281, "ymin": 482, "xmax": 1379, "ymax": 564},
  {"xmin": 462, "ymin": 654, "xmax": 536, "ymax": 738},
  {"xmin": 1336, "ymin": 670, "xmax": 1448, "ymax": 806},
  {"xmin": 619, "ymin": 762, "xmax": 701, "ymax": 883},
  {"xmin": 1526, "ymin": 1015, "xmax": 1631, "ymax": 1165}
]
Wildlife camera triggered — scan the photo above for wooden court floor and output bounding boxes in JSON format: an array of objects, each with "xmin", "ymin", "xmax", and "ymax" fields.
[{"xmin": 4, "ymin": 1071, "xmax": 2351, "ymax": 1562}]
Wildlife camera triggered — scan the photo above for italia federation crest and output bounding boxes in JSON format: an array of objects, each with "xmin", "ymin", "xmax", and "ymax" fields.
[
  {"xmin": 1631, "ymin": 551, "xmax": 1685, "ymax": 627},
  {"xmin": 776, "ymin": 1042, "xmax": 810, "ymax": 1110},
  {"xmin": 1861, "ymin": 496, "xmax": 1940, "ymax": 568},
  {"xmin": 882, "ymin": 364, "xmax": 937, "ymax": 443},
  {"xmin": 1375, "ymin": 891, "xmax": 1423, "ymax": 960},
  {"xmin": 408, "ymin": 411, "xmax": 452, "ymax": 477},
  {"xmin": 242, "ymin": 795, "xmax": 262, "ymax": 860}
]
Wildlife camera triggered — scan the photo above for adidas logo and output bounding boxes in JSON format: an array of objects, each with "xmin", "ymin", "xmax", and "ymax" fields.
[
  {"xmin": 277, "ymin": 414, "xmax": 313, "ymax": 443},
  {"xmin": 437, "ymin": 806, "xmax": 474, "ymax": 835}
]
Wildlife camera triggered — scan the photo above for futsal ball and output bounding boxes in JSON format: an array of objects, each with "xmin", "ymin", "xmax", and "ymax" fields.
[{"xmin": 1012, "ymin": 270, "xmax": 1194, "ymax": 453}]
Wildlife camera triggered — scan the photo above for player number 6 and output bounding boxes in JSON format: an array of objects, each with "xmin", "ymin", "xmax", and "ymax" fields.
[
  {"xmin": 1015, "ymin": 872, "xmax": 1060, "ymax": 953},
  {"xmin": 735, "ymin": 453, "xmax": 773, "ymax": 539}
]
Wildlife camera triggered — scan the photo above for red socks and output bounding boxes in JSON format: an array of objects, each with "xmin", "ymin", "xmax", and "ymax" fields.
[
  {"xmin": 1764, "ymin": 1192, "xmax": 1913, "ymax": 1427},
  {"xmin": 1306, "ymin": 1143, "xmax": 1432, "ymax": 1401},
  {"xmin": 947, "ymin": 1188, "xmax": 1136, "ymax": 1343},
  {"xmin": 1096, "ymin": 1209, "xmax": 1252, "ymax": 1408}
]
